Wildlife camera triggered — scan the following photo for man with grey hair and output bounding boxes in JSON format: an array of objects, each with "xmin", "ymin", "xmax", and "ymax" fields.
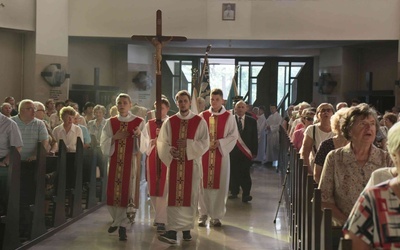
[{"xmin": 11, "ymin": 99, "xmax": 49, "ymax": 238}]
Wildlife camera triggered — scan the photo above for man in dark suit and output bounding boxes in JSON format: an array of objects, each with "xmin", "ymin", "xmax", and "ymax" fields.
[{"xmin": 229, "ymin": 100, "xmax": 258, "ymax": 202}]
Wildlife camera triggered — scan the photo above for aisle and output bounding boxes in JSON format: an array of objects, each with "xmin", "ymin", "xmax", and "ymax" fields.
[{"xmin": 29, "ymin": 164, "xmax": 289, "ymax": 250}]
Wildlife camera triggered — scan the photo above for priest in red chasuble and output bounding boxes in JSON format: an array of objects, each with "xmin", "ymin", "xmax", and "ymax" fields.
[
  {"xmin": 100, "ymin": 93, "xmax": 145, "ymax": 241},
  {"xmin": 139, "ymin": 97, "xmax": 170, "ymax": 233},
  {"xmin": 198, "ymin": 88, "xmax": 239, "ymax": 227},
  {"xmin": 157, "ymin": 90, "xmax": 209, "ymax": 244}
]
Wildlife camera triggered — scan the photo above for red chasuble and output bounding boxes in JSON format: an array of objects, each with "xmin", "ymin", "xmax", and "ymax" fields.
[
  {"xmin": 107, "ymin": 116, "xmax": 143, "ymax": 207},
  {"xmin": 201, "ymin": 111, "xmax": 230, "ymax": 189},
  {"xmin": 168, "ymin": 114, "xmax": 201, "ymax": 207},
  {"xmin": 146, "ymin": 119, "xmax": 167, "ymax": 197}
]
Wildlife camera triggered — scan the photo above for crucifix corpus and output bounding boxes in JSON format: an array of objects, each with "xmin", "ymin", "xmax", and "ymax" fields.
[
  {"xmin": 130, "ymin": 10, "xmax": 187, "ymax": 200},
  {"xmin": 131, "ymin": 9, "xmax": 187, "ymax": 125}
]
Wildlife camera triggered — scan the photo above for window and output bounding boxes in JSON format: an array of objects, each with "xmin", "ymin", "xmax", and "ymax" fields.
[
  {"xmin": 277, "ymin": 61, "xmax": 306, "ymax": 112},
  {"xmin": 166, "ymin": 60, "xmax": 193, "ymax": 100}
]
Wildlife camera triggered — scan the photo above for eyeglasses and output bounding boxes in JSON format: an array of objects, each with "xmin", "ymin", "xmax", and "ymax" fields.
[
  {"xmin": 23, "ymin": 107, "xmax": 37, "ymax": 111},
  {"xmin": 305, "ymin": 117, "xmax": 314, "ymax": 121},
  {"xmin": 36, "ymin": 109, "xmax": 45, "ymax": 112},
  {"xmin": 319, "ymin": 108, "xmax": 333, "ymax": 113}
]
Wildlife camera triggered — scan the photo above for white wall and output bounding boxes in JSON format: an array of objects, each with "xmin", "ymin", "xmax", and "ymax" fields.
[
  {"xmin": 68, "ymin": 41, "xmax": 116, "ymax": 86},
  {"xmin": 0, "ymin": 0, "xmax": 35, "ymax": 31},
  {"xmin": 68, "ymin": 0, "xmax": 400, "ymax": 40},
  {"xmin": 0, "ymin": 30, "xmax": 24, "ymax": 99},
  {"xmin": 36, "ymin": 0, "xmax": 69, "ymax": 57}
]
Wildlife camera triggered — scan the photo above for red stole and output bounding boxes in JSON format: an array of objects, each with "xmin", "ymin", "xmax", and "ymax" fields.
[
  {"xmin": 168, "ymin": 114, "xmax": 201, "ymax": 207},
  {"xmin": 107, "ymin": 116, "xmax": 143, "ymax": 207},
  {"xmin": 201, "ymin": 111, "xmax": 230, "ymax": 189},
  {"xmin": 146, "ymin": 119, "xmax": 167, "ymax": 197}
]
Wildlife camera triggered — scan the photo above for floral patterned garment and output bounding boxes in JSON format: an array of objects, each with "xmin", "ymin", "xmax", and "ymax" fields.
[
  {"xmin": 318, "ymin": 143, "xmax": 393, "ymax": 218},
  {"xmin": 343, "ymin": 180, "xmax": 400, "ymax": 249}
]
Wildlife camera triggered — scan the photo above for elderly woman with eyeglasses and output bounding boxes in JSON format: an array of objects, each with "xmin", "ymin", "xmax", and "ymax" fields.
[
  {"xmin": 343, "ymin": 121, "xmax": 400, "ymax": 249},
  {"xmin": 313, "ymin": 108, "xmax": 349, "ymax": 183},
  {"xmin": 300, "ymin": 103, "xmax": 335, "ymax": 174},
  {"xmin": 318, "ymin": 104, "xmax": 393, "ymax": 226}
]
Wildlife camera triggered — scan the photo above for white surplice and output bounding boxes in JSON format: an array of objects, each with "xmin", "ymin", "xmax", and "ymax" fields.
[
  {"xmin": 266, "ymin": 111, "xmax": 282, "ymax": 162},
  {"xmin": 100, "ymin": 113, "xmax": 145, "ymax": 228},
  {"xmin": 254, "ymin": 114, "xmax": 267, "ymax": 163},
  {"xmin": 157, "ymin": 111, "xmax": 209, "ymax": 231},
  {"xmin": 198, "ymin": 106, "xmax": 238, "ymax": 220},
  {"xmin": 139, "ymin": 116, "xmax": 168, "ymax": 225}
]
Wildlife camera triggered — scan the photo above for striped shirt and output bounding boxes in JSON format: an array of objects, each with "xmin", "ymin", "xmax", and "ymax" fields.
[
  {"xmin": 0, "ymin": 113, "xmax": 23, "ymax": 158},
  {"xmin": 11, "ymin": 115, "xmax": 48, "ymax": 160}
]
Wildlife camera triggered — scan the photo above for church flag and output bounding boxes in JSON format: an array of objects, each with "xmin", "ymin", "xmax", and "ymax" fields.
[
  {"xmin": 191, "ymin": 68, "xmax": 199, "ymax": 114},
  {"xmin": 199, "ymin": 45, "xmax": 211, "ymax": 108},
  {"xmin": 191, "ymin": 87, "xmax": 199, "ymax": 114},
  {"xmin": 226, "ymin": 65, "xmax": 240, "ymax": 110}
]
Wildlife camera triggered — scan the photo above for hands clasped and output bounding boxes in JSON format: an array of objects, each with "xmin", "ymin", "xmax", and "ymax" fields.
[{"xmin": 170, "ymin": 147, "xmax": 180, "ymax": 159}]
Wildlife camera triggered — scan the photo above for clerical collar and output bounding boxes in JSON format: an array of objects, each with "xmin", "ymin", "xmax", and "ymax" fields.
[{"xmin": 211, "ymin": 106, "xmax": 223, "ymax": 113}]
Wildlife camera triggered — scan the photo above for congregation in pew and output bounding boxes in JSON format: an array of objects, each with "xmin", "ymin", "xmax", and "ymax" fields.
[{"xmin": 3, "ymin": 92, "xmax": 400, "ymax": 249}]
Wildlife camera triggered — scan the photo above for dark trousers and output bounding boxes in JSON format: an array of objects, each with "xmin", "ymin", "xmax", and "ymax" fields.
[{"xmin": 229, "ymin": 156, "xmax": 252, "ymax": 197}]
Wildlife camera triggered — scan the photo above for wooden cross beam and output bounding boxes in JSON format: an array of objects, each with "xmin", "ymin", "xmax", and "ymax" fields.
[
  {"xmin": 131, "ymin": 10, "xmax": 186, "ymax": 197},
  {"xmin": 131, "ymin": 10, "xmax": 187, "ymax": 125}
]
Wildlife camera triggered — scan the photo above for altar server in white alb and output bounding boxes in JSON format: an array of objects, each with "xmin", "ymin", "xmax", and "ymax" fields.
[
  {"xmin": 265, "ymin": 104, "xmax": 282, "ymax": 167},
  {"xmin": 140, "ymin": 97, "xmax": 170, "ymax": 233},
  {"xmin": 100, "ymin": 93, "xmax": 145, "ymax": 241},
  {"xmin": 198, "ymin": 88, "xmax": 238, "ymax": 227},
  {"xmin": 157, "ymin": 90, "xmax": 209, "ymax": 244}
]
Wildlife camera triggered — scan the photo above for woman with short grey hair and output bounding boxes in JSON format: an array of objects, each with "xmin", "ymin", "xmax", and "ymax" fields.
[{"xmin": 319, "ymin": 103, "xmax": 393, "ymax": 226}]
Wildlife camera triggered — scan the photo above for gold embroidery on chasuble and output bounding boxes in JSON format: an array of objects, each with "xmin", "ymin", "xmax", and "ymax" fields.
[
  {"xmin": 113, "ymin": 122, "xmax": 128, "ymax": 206},
  {"xmin": 207, "ymin": 116, "xmax": 217, "ymax": 189},
  {"xmin": 175, "ymin": 120, "xmax": 188, "ymax": 206}
]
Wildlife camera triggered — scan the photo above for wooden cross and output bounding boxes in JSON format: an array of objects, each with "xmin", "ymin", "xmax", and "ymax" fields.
[
  {"xmin": 131, "ymin": 10, "xmax": 186, "ymax": 197},
  {"xmin": 131, "ymin": 10, "xmax": 187, "ymax": 125}
]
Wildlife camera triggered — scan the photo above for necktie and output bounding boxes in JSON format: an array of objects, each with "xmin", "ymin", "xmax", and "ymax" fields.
[{"xmin": 238, "ymin": 117, "xmax": 243, "ymax": 133}]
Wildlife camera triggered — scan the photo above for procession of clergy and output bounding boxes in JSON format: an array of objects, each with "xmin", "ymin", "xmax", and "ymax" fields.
[{"xmin": 101, "ymin": 88, "xmax": 280, "ymax": 244}]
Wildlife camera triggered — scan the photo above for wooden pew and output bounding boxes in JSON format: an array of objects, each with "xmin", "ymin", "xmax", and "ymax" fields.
[
  {"xmin": 312, "ymin": 189, "xmax": 322, "ymax": 250},
  {"xmin": 304, "ymin": 174, "xmax": 314, "ymax": 250},
  {"xmin": 0, "ymin": 147, "xmax": 21, "ymax": 250},
  {"xmin": 66, "ymin": 138, "xmax": 84, "ymax": 218},
  {"xmin": 83, "ymin": 135, "xmax": 98, "ymax": 209},
  {"xmin": 29, "ymin": 142, "xmax": 47, "ymax": 239},
  {"xmin": 295, "ymin": 155, "xmax": 304, "ymax": 249},
  {"xmin": 339, "ymin": 238, "xmax": 352, "ymax": 250},
  {"xmin": 321, "ymin": 208, "xmax": 333, "ymax": 250},
  {"xmin": 52, "ymin": 140, "xmax": 67, "ymax": 227}
]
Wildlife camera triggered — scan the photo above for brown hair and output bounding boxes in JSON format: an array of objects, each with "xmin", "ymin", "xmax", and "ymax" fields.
[{"xmin": 175, "ymin": 90, "xmax": 191, "ymax": 101}]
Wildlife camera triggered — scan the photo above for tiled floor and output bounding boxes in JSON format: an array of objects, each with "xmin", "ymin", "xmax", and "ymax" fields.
[{"xmin": 29, "ymin": 164, "xmax": 289, "ymax": 250}]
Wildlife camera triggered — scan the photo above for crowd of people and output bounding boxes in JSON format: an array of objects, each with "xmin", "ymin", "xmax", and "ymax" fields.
[
  {"xmin": 2, "ymin": 91, "xmax": 400, "ymax": 248},
  {"xmin": 285, "ymin": 99, "xmax": 400, "ymax": 249}
]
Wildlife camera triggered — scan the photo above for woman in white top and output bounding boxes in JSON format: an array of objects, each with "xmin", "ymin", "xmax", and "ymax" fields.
[
  {"xmin": 52, "ymin": 106, "xmax": 83, "ymax": 152},
  {"xmin": 300, "ymin": 103, "xmax": 335, "ymax": 174}
]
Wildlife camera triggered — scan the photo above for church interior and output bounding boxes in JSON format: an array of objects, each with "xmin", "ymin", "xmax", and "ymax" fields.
[{"xmin": 1, "ymin": 0, "xmax": 400, "ymax": 249}]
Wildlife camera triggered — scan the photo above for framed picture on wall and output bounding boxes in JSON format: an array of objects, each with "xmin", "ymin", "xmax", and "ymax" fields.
[{"xmin": 222, "ymin": 3, "xmax": 235, "ymax": 21}]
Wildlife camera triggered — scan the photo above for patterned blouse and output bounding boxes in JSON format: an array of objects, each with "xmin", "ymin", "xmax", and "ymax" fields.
[
  {"xmin": 343, "ymin": 180, "xmax": 400, "ymax": 249},
  {"xmin": 318, "ymin": 143, "xmax": 393, "ymax": 219}
]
